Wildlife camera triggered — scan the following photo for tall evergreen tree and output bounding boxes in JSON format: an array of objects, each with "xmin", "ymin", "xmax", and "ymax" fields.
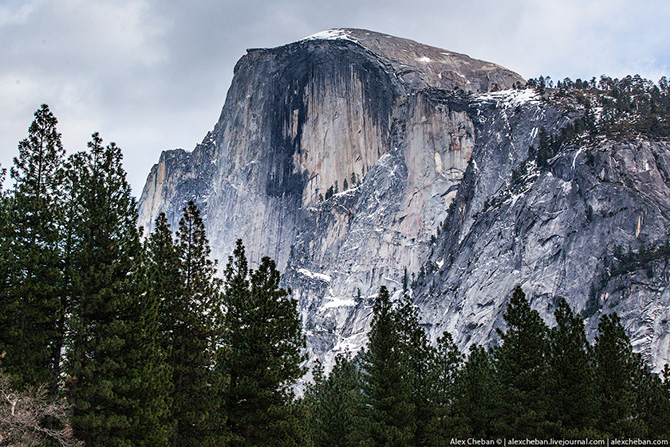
[
  {"xmin": 493, "ymin": 286, "xmax": 552, "ymax": 437},
  {"xmin": 0, "ymin": 167, "xmax": 10, "ymax": 369},
  {"xmin": 426, "ymin": 332, "xmax": 465, "ymax": 444},
  {"xmin": 453, "ymin": 345, "xmax": 499, "ymax": 438},
  {"xmin": 305, "ymin": 354, "xmax": 364, "ymax": 447},
  {"xmin": 396, "ymin": 294, "xmax": 438, "ymax": 447},
  {"xmin": 221, "ymin": 238, "xmax": 250, "ymax": 447},
  {"xmin": 0, "ymin": 165, "xmax": 9, "ymax": 319},
  {"xmin": 164, "ymin": 201, "xmax": 224, "ymax": 447},
  {"xmin": 359, "ymin": 286, "xmax": 414, "ymax": 447},
  {"xmin": 143, "ymin": 213, "xmax": 181, "ymax": 444},
  {"xmin": 631, "ymin": 356, "xmax": 670, "ymax": 439},
  {"xmin": 592, "ymin": 313, "xmax": 645, "ymax": 437},
  {"xmin": 0, "ymin": 104, "xmax": 65, "ymax": 389},
  {"xmin": 222, "ymin": 239, "xmax": 306, "ymax": 447},
  {"xmin": 548, "ymin": 297, "xmax": 595, "ymax": 436},
  {"xmin": 65, "ymin": 133, "xmax": 170, "ymax": 446}
]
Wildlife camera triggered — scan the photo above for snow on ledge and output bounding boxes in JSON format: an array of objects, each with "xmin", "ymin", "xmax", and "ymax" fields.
[
  {"xmin": 297, "ymin": 268, "xmax": 332, "ymax": 282},
  {"xmin": 324, "ymin": 296, "xmax": 356, "ymax": 308},
  {"xmin": 475, "ymin": 88, "xmax": 540, "ymax": 108}
]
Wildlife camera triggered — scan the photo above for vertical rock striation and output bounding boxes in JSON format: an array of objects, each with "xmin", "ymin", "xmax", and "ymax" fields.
[{"xmin": 138, "ymin": 29, "xmax": 670, "ymax": 373}]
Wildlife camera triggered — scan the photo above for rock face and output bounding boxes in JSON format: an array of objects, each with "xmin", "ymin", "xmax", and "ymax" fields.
[
  {"xmin": 414, "ymin": 92, "xmax": 670, "ymax": 373},
  {"xmin": 138, "ymin": 29, "xmax": 670, "ymax": 373}
]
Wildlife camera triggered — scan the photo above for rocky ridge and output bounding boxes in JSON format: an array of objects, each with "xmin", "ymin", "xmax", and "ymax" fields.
[{"xmin": 138, "ymin": 29, "xmax": 670, "ymax": 373}]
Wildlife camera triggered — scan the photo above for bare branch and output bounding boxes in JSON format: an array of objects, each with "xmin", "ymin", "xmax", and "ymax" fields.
[{"xmin": 0, "ymin": 375, "xmax": 82, "ymax": 447}]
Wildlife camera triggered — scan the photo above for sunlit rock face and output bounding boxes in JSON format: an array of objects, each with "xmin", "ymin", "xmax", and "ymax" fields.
[{"xmin": 139, "ymin": 29, "xmax": 670, "ymax": 374}]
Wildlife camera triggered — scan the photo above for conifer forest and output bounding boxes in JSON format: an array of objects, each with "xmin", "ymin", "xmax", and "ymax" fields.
[{"xmin": 2, "ymin": 76, "xmax": 670, "ymax": 446}]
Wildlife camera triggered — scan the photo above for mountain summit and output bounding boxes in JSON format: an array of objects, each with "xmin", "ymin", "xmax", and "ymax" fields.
[
  {"xmin": 298, "ymin": 28, "xmax": 524, "ymax": 92},
  {"xmin": 138, "ymin": 30, "xmax": 670, "ymax": 373}
]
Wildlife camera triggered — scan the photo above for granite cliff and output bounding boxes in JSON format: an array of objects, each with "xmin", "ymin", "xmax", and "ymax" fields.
[{"xmin": 138, "ymin": 29, "xmax": 670, "ymax": 373}]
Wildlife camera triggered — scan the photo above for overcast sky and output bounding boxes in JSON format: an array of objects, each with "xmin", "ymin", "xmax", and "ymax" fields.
[{"xmin": 2, "ymin": 0, "xmax": 669, "ymax": 194}]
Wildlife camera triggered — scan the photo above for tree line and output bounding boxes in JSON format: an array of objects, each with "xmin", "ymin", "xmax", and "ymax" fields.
[
  {"xmin": 2, "ymin": 105, "xmax": 669, "ymax": 445},
  {"xmin": 528, "ymin": 74, "xmax": 670, "ymax": 141},
  {"xmin": 304, "ymin": 286, "xmax": 670, "ymax": 444},
  {"xmin": 0, "ymin": 105, "xmax": 305, "ymax": 446}
]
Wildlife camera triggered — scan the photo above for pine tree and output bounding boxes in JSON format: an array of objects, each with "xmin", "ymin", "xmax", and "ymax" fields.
[
  {"xmin": 453, "ymin": 345, "xmax": 499, "ymax": 438},
  {"xmin": 656, "ymin": 364, "xmax": 670, "ymax": 437},
  {"xmin": 166, "ymin": 201, "xmax": 224, "ymax": 447},
  {"xmin": 359, "ymin": 286, "xmax": 414, "ymax": 447},
  {"xmin": 632, "ymin": 356, "xmax": 670, "ymax": 439},
  {"xmin": 0, "ymin": 104, "xmax": 65, "ymax": 389},
  {"xmin": 143, "ymin": 213, "xmax": 181, "ymax": 444},
  {"xmin": 426, "ymin": 332, "xmax": 464, "ymax": 444},
  {"xmin": 222, "ymin": 239, "xmax": 306, "ymax": 447},
  {"xmin": 592, "ymin": 313, "xmax": 645, "ymax": 437},
  {"xmin": 0, "ymin": 166, "xmax": 10, "ymax": 357},
  {"xmin": 304, "ymin": 359, "xmax": 327, "ymax": 446},
  {"xmin": 493, "ymin": 286, "xmax": 552, "ymax": 437},
  {"xmin": 396, "ymin": 294, "xmax": 438, "ymax": 447},
  {"xmin": 221, "ymin": 239, "xmax": 250, "ymax": 447},
  {"xmin": 65, "ymin": 133, "xmax": 170, "ymax": 446},
  {"xmin": 305, "ymin": 354, "xmax": 364, "ymax": 447},
  {"xmin": 548, "ymin": 297, "xmax": 595, "ymax": 436}
]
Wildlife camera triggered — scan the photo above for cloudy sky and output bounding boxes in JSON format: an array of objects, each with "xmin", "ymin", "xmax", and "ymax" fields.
[{"xmin": 2, "ymin": 0, "xmax": 669, "ymax": 194}]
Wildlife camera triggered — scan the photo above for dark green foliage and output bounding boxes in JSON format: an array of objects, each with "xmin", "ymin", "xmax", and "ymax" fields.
[
  {"xmin": 145, "ymin": 215, "xmax": 181, "ymax": 392},
  {"xmin": 536, "ymin": 127, "xmax": 558, "ymax": 168},
  {"xmin": 530, "ymin": 74, "xmax": 670, "ymax": 141},
  {"xmin": 453, "ymin": 345, "xmax": 499, "ymax": 438},
  {"xmin": 306, "ymin": 292, "xmax": 468, "ymax": 447},
  {"xmin": 359, "ymin": 286, "xmax": 414, "ymax": 447},
  {"xmin": 632, "ymin": 356, "xmax": 670, "ymax": 439},
  {"xmin": 595, "ymin": 75, "xmax": 670, "ymax": 137},
  {"xmin": 591, "ymin": 312, "xmax": 670, "ymax": 438},
  {"xmin": 426, "ymin": 332, "xmax": 465, "ymax": 444},
  {"xmin": 144, "ymin": 206, "xmax": 225, "ymax": 447},
  {"xmin": 305, "ymin": 355, "xmax": 363, "ymax": 447},
  {"xmin": 325, "ymin": 185, "xmax": 334, "ymax": 200},
  {"xmin": 396, "ymin": 294, "xmax": 439, "ymax": 447},
  {"xmin": 0, "ymin": 104, "xmax": 65, "ymax": 389},
  {"xmin": 548, "ymin": 297, "xmax": 595, "ymax": 435},
  {"xmin": 3, "ymin": 101, "xmax": 670, "ymax": 445},
  {"xmin": 493, "ymin": 286, "xmax": 552, "ymax": 437},
  {"xmin": 592, "ymin": 313, "xmax": 645, "ymax": 437},
  {"xmin": 222, "ymin": 239, "xmax": 306, "ymax": 447},
  {"xmin": 156, "ymin": 201, "xmax": 225, "ymax": 447},
  {"xmin": 0, "ymin": 168, "xmax": 8, "ymax": 314},
  {"xmin": 527, "ymin": 75, "xmax": 553, "ymax": 91},
  {"xmin": 65, "ymin": 133, "xmax": 170, "ymax": 446},
  {"xmin": 605, "ymin": 240, "xmax": 670, "ymax": 280},
  {"xmin": 582, "ymin": 283, "xmax": 602, "ymax": 320}
]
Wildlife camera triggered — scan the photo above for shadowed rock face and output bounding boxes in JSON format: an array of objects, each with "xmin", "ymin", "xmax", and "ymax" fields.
[
  {"xmin": 138, "ymin": 28, "xmax": 522, "ymax": 269},
  {"xmin": 138, "ymin": 29, "xmax": 670, "ymax": 374}
]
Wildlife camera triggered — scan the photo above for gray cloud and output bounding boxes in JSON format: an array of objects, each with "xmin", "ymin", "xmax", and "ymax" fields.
[{"xmin": 2, "ymin": 0, "xmax": 669, "ymax": 193}]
